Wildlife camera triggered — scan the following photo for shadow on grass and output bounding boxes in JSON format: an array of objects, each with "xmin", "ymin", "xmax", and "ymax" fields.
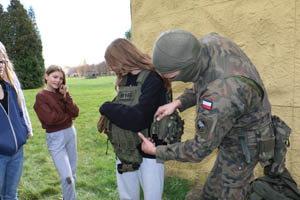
[
  {"xmin": 19, "ymin": 189, "xmax": 41, "ymax": 200},
  {"xmin": 40, "ymin": 186, "xmax": 60, "ymax": 197},
  {"xmin": 163, "ymin": 176, "xmax": 193, "ymax": 200}
]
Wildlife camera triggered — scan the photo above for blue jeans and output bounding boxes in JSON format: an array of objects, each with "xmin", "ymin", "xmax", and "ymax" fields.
[{"xmin": 0, "ymin": 146, "xmax": 24, "ymax": 200}]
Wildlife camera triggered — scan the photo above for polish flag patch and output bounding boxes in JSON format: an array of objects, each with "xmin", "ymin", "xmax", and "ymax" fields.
[{"xmin": 202, "ymin": 100, "xmax": 212, "ymax": 110}]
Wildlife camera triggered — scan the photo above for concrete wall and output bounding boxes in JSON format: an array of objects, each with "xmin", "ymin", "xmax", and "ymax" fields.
[{"xmin": 131, "ymin": 0, "xmax": 300, "ymax": 184}]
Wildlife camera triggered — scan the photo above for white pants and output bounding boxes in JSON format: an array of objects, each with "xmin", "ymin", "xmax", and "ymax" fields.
[
  {"xmin": 116, "ymin": 158, "xmax": 164, "ymax": 200},
  {"xmin": 46, "ymin": 126, "xmax": 77, "ymax": 200}
]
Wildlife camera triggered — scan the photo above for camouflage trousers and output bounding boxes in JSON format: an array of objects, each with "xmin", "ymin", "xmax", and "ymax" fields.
[{"xmin": 199, "ymin": 147, "xmax": 258, "ymax": 200}]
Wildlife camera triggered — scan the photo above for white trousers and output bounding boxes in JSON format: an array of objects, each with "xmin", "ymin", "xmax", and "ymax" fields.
[
  {"xmin": 116, "ymin": 158, "xmax": 164, "ymax": 200},
  {"xmin": 46, "ymin": 126, "xmax": 77, "ymax": 200}
]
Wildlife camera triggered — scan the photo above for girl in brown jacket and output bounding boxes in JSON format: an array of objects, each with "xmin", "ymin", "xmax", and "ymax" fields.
[{"xmin": 34, "ymin": 65, "xmax": 79, "ymax": 200}]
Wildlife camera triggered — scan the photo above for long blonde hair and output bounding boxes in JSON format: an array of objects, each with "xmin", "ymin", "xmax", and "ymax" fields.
[
  {"xmin": 104, "ymin": 38, "xmax": 171, "ymax": 91},
  {"xmin": 0, "ymin": 48, "xmax": 21, "ymax": 107}
]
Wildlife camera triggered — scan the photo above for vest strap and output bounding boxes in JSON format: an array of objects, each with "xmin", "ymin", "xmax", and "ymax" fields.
[{"xmin": 238, "ymin": 132, "xmax": 251, "ymax": 164}]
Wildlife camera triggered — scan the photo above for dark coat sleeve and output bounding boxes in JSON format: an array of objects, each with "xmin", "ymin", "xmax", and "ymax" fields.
[{"xmin": 100, "ymin": 72, "xmax": 166, "ymax": 132}]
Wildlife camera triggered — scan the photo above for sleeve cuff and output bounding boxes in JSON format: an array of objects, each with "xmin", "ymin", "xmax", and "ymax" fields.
[
  {"xmin": 177, "ymin": 96, "xmax": 189, "ymax": 112},
  {"xmin": 156, "ymin": 145, "xmax": 169, "ymax": 163},
  {"xmin": 99, "ymin": 102, "xmax": 110, "ymax": 115},
  {"xmin": 66, "ymin": 92, "xmax": 72, "ymax": 100},
  {"xmin": 27, "ymin": 132, "xmax": 33, "ymax": 137}
]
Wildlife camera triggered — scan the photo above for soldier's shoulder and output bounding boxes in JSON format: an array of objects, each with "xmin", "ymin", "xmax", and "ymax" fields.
[{"xmin": 204, "ymin": 77, "xmax": 243, "ymax": 95}]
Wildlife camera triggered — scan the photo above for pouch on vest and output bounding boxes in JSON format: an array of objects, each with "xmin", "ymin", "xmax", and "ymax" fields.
[
  {"xmin": 117, "ymin": 162, "xmax": 140, "ymax": 174},
  {"xmin": 266, "ymin": 115, "xmax": 291, "ymax": 176},
  {"xmin": 257, "ymin": 122, "xmax": 275, "ymax": 167},
  {"xmin": 150, "ymin": 91, "xmax": 184, "ymax": 144}
]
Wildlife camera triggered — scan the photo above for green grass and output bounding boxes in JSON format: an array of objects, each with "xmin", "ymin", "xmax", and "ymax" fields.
[{"xmin": 19, "ymin": 76, "xmax": 193, "ymax": 200}]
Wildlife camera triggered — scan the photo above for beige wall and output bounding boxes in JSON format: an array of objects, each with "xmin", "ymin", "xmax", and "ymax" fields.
[{"xmin": 131, "ymin": 0, "xmax": 300, "ymax": 184}]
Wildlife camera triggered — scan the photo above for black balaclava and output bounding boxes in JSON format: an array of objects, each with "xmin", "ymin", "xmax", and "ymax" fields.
[{"xmin": 152, "ymin": 30, "xmax": 202, "ymax": 82}]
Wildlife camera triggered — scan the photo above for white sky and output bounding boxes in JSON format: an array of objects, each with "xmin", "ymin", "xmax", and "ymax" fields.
[{"xmin": 1, "ymin": 0, "xmax": 131, "ymax": 67}]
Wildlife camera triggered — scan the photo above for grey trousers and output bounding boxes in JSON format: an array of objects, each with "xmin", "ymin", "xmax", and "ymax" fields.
[
  {"xmin": 46, "ymin": 126, "xmax": 77, "ymax": 200},
  {"xmin": 116, "ymin": 158, "xmax": 164, "ymax": 200}
]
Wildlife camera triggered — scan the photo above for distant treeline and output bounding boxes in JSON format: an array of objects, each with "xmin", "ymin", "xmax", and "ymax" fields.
[
  {"xmin": 0, "ymin": 0, "xmax": 45, "ymax": 89},
  {"xmin": 67, "ymin": 61, "xmax": 113, "ymax": 78}
]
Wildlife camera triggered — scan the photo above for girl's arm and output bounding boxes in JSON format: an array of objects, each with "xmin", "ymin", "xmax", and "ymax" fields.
[
  {"xmin": 33, "ymin": 94, "xmax": 71, "ymax": 126},
  {"xmin": 59, "ymin": 85, "xmax": 79, "ymax": 119},
  {"xmin": 65, "ymin": 92, "xmax": 79, "ymax": 118},
  {"xmin": 100, "ymin": 72, "xmax": 165, "ymax": 132},
  {"xmin": 13, "ymin": 72, "xmax": 33, "ymax": 137}
]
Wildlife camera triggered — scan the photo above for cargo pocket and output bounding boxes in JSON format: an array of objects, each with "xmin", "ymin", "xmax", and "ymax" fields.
[
  {"xmin": 256, "ymin": 123, "xmax": 275, "ymax": 167},
  {"xmin": 220, "ymin": 149, "xmax": 257, "ymax": 188},
  {"xmin": 270, "ymin": 115, "xmax": 291, "ymax": 175}
]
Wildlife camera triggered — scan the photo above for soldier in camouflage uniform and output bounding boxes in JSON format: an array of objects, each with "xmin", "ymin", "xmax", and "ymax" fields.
[{"xmin": 139, "ymin": 30, "xmax": 275, "ymax": 200}]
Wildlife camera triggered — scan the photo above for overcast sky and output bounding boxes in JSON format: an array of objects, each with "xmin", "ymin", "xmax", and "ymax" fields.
[{"xmin": 1, "ymin": 0, "xmax": 131, "ymax": 67}]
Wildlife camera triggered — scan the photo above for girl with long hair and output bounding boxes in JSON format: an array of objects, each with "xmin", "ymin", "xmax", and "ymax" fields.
[
  {"xmin": 0, "ymin": 44, "xmax": 29, "ymax": 200},
  {"xmin": 0, "ymin": 41, "xmax": 33, "ymax": 137},
  {"xmin": 99, "ymin": 38, "xmax": 170, "ymax": 200}
]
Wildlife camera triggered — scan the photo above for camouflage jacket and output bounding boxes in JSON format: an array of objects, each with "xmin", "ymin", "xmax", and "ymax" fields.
[{"xmin": 156, "ymin": 33, "xmax": 273, "ymax": 164}]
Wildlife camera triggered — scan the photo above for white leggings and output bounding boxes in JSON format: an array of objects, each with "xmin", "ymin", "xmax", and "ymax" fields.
[
  {"xmin": 46, "ymin": 126, "xmax": 77, "ymax": 200},
  {"xmin": 116, "ymin": 158, "xmax": 164, "ymax": 200}
]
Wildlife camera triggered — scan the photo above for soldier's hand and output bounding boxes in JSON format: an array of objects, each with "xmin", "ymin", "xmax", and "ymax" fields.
[
  {"xmin": 138, "ymin": 132, "xmax": 156, "ymax": 155},
  {"xmin": 155, "ymin": 99, "xmax": 182, "ymax": 121}
]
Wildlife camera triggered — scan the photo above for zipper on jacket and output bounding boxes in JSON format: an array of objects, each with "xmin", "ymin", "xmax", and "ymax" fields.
[{"xmin": 0, "ymin": 91, "xmax": 19, "ymax": 152}]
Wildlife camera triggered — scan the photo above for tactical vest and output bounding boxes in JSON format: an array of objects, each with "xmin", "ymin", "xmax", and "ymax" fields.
[{"xmin": 106, "ymin": 70, "xmax": 151, "ymax": 173}]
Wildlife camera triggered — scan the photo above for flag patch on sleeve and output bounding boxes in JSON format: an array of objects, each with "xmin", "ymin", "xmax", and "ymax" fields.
[{"xmin": 202, "ymin": 100, "xmax": 212, "ymax": 110}]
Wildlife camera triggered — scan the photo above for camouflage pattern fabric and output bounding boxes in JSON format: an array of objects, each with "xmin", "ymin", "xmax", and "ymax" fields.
[
  {"xmin": 150, "ymin": 111, "xmax": 184, "ymax": 144},
  {"xmin": 269, "ymin": 115, "xmax": 291, "ymax": 175},
  {"xmin": 155, "ymin": 32, "xmax": 273, "ymax": 200},
  {"xmin": 250, "ymin": 168, "xmax": 300, "ymax": 200},
  {"xmin": 150, "ymin": 91, "xmax": 184, "ymax": 144},
  {"xmin": 185, "ymin": 184, "xmax": 203, "ymax": 200}
]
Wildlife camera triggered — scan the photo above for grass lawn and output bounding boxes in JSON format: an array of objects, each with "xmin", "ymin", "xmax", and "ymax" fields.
[{"xmin": 19, "ymin": 76, "xmax": 193, "ymax": 200}]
